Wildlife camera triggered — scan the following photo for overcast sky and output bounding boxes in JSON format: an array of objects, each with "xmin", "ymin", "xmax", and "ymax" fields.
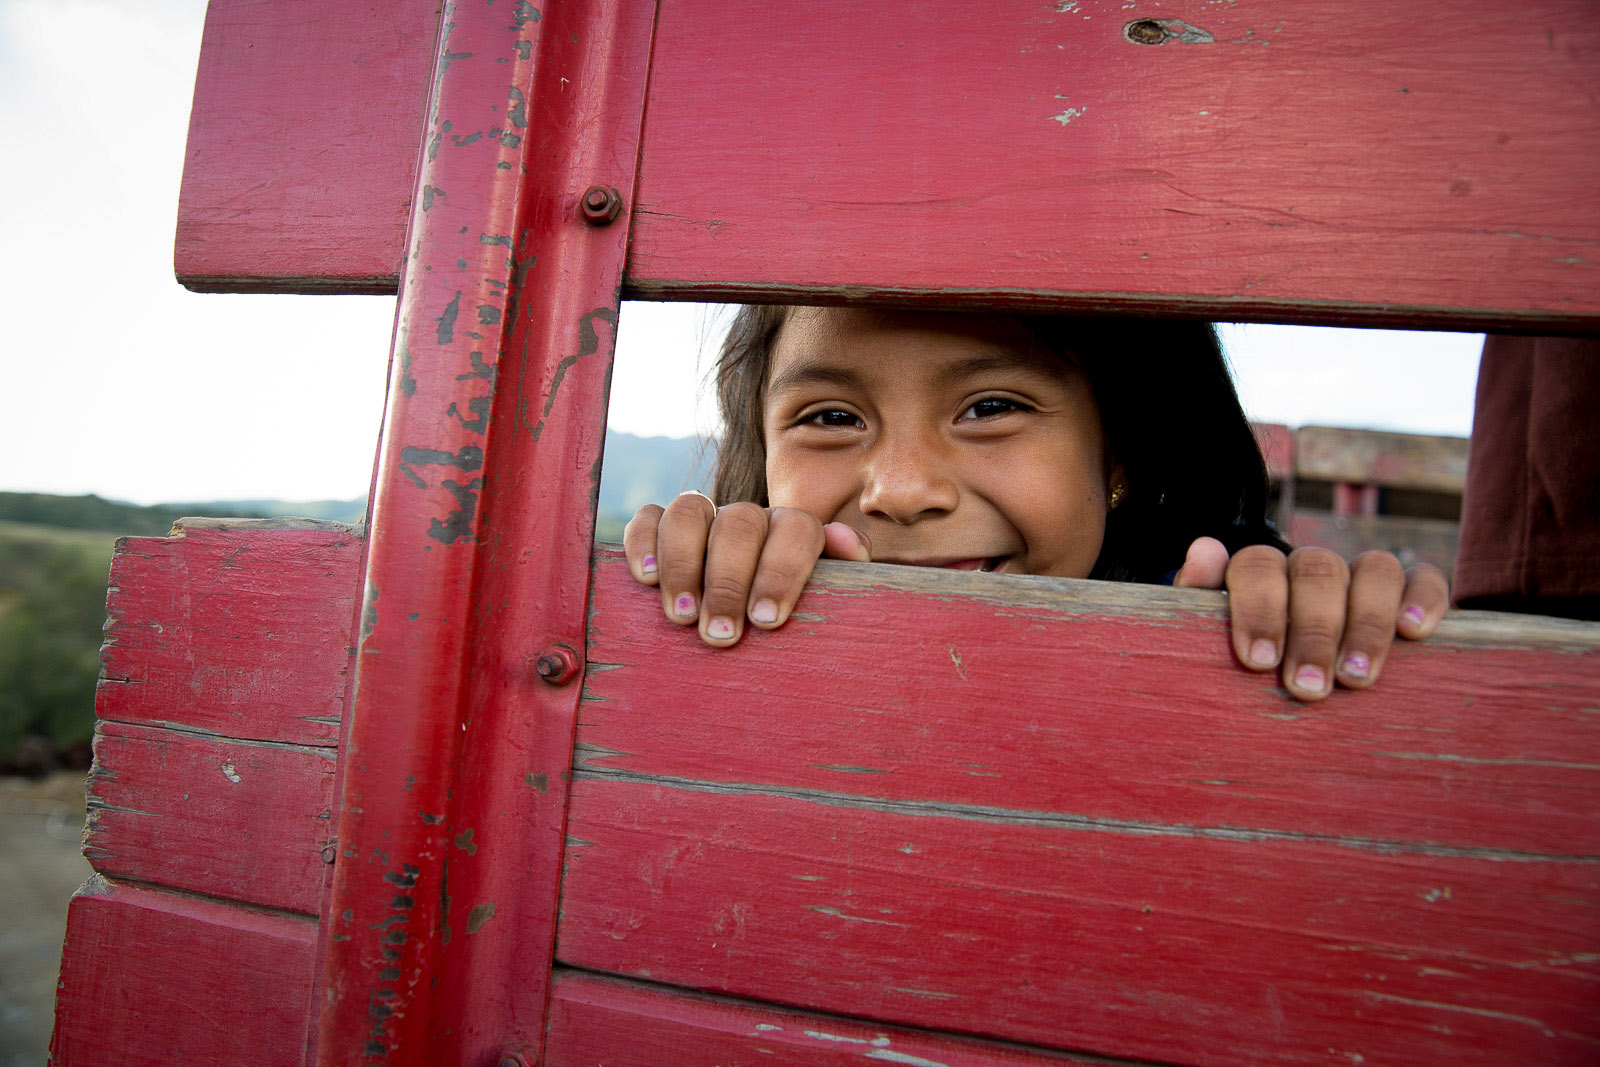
[{"xmin": 1, "ymin": 0, "xmax": 1485, "ymax": 507}]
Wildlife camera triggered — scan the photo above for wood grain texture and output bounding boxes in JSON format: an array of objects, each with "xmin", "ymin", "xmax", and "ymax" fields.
[
  {"xmin": 1295, "ymin": 425, "xmax": 1470, "ymax": 492},
  {"xmin": 85, "ymin": 720, "xmax": 336, "ymax": 915},
  {"xmin": 51, "ymin": 877, "xmax": 317, "ymax": 1067},
  {"xmin": 558, "ymin": 549, "xmax": 1600, "ymax": 1066},
  {"xmin": 545, "ymin": 967, "xmax": 1120, "ymax": 1066},
  {"xmin": 97, "ymin": 521, "xmax": 363, "ymax": 747},
  {"xmin": 627, "ymin": 0, "xmax": 1600, "ymax": 331},
  {"xmin": 175, "ymin": 0, "xmax": 439, "ymax": 292}
]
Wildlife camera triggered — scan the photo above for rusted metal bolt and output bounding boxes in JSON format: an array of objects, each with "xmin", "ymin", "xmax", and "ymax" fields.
[
  {"xmin": 579, "ymin": 185, "xmax": 622, "ymax": 224},
  {"xmin": 535, "ymin": 645, "xmax": 581, "ymax": 686},
  {"xmin": 498, "ymin": 1052, "xmax": 533, "ymax": 1067}
]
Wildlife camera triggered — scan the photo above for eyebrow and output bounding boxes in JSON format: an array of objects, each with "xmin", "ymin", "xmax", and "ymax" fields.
[
  {"xmin": 765, "ymin": 360, "xmax": 865, "ymax": 398},
  {"xmin": 766, "ymin": 347, "xmax": 1066, "ymax": 399}
]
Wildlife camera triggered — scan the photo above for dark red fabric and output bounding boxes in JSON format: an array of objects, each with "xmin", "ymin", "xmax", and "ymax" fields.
[{"xmin": 1454, "ymin": 335, "xmax": 1600, "ymax": 618}]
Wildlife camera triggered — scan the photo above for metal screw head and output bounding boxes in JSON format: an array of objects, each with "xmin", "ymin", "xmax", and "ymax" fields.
[
  {"xmin": 579, "ymin": 185, "xmax": 622, "ymax": 224},
  {"xmin": 320, "ymin": 842, "xmax": 337, "ymax": 864},
  {"xmin": 535, "ymin": 645, "xmax": 581, "ymax": 686}
]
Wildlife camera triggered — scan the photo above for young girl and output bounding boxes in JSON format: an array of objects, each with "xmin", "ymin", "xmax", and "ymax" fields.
[{"xmin": 624, "ymin": 306, "xmax": 1449, "ymax": 701}]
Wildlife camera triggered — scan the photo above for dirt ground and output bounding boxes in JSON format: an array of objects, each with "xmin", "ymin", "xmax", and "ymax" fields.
[{"xmin": 0, "ymin": 772, "xmax": 91, "ymax": 1067}]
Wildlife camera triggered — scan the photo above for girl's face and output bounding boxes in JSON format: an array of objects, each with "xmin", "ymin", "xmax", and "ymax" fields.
[{"xmin": 762, "ymin": 308, "xmax": 1120, "ymax": 579}]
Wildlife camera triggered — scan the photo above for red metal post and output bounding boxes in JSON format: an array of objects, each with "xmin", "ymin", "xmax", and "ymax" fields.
[{"xmin": 317, "ymin": 1, "xmax": 657, "ymax": 1064}]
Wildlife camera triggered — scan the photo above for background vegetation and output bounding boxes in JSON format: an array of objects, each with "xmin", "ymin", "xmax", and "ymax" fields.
[{"xmin": 0, "ymin": 431, "xmax": 709, "ymax": 772}]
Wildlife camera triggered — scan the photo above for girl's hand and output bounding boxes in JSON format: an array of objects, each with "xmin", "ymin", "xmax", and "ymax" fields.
[
  {"xmin": 623, "ymin": 492, "xmax": 871, "ymax": 647},
  {"xmin": 1174, "ymin": 537, "xmax": 1449, "ymax": 700}
]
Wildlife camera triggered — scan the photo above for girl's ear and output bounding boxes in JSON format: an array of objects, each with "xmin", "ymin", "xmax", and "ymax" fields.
[{"xmin": 1107, "ymin": 461, "xmax": 1129, "ymax": 511}]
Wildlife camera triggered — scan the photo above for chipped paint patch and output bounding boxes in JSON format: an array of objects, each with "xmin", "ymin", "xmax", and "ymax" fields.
[
  {"xmin": 526, "ymin": 771, "xmax": 549, "ymax": 794},
  {"xmin": 868, "ymin": 1050, "xmax": 950, "ymax": 1067},
  {"xmin": 220, "ymin": 762, "xmax": 241, "ymax": 783},
  {"xmin": 808, "ymin": 906, "xmax": 905, "ymax": 927},
  {"xmin": 1053, "ymin": 106, "xmax": 1087, "ymax": 125},
  {"xmin": 466, "ymin": 901, "xmax": 496, "ymax": 934}
]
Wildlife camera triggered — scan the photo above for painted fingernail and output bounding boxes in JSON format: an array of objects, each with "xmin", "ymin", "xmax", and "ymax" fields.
[
  {"xmin": 1403, "ymin": 604, "xmax": 1427, "ymax": 625},
  {"xmin": 750, "ymin": 598, "xmax": 779, "ymax": 625},
  {"xmin": 674, "ymin": 594, "xmax": 697, "ymax": 618},
  {"xmin": 706, "ymin": 616, "xmax": 735, "ymax": 639},
  {"xmin": 1341, "ymin": 652, "xmax": 1371, "ymax": 680},
  {"xmin": 1294, "ymin": 665, "xmax": 1328, "ymax": 693},
  {"xmin": 1249, "ymin": 638, "xmax": 1278, "ymax": 667},
  {"xmin": 641, "ymin": 554, "xmax": 657, "ymax": 576}
]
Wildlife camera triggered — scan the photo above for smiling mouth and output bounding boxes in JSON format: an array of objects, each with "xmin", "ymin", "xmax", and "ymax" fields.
[{"xmin": 881, "ymin": 555, "xmax": 1011, "ymax": 573}]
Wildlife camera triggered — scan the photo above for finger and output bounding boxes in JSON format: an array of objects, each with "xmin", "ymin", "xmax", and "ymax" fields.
[
  {"xmin": 622, "ymin": 504, "xmax": 665, "ymax": 586},
  {"xmin": 655, "ymin": 491, "xmax": 717, "ymax": 626},
  {"xmin": 821, "ymin": 522, "xmax": 871, "ymax": 562},
  {"xmin": 1224, "ymin": 544, "xmax": 1289, "ymax": 673},
  {"xmin": 1397, "ymin": 562, "xmax": 1451, "ymax": 640},
  {"xmin": 1281, "ymin": 547, "xmax": 1351, "ymax": 701},
  {"xmin": 1333, "ymin": 551, "xmax": 1405, "ymax": 688},
  {"xmin": 746, "ymin": 508, "xmax": 827, "ymax": 629},
  {"xmin": 697, "ymin": 501, "xmax": 771, "ymax": 645},
  {"xmin": 1172, "ymin": 536, "xmax": 1229, "ymax": 589}
]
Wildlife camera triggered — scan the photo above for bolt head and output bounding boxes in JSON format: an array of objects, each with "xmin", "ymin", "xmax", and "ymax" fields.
[
  {"xmin": 579, "ymin": 185, "xmax": 622, "ymax": 224},
  {"xmin": 535, "ymin": 645, "xmax": 581, "ymax": 686}
]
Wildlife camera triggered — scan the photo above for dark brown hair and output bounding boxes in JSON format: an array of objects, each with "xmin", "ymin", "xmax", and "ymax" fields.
[{"xmin": 711, "ymin": 305, "xmax": 1286, "ymax": 583}]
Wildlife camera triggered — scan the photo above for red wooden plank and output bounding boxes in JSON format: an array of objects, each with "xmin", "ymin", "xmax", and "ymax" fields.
[
  {"xmin": 175, "ymin": 0, "xmax": 439, "ymax": 293},
  {"xmin": 84, "ymin": 720, "xmax": 335, "ymax": 915},
  {"xmin": 626, "ymin": 0, "xmax": 1600, "ymax": 331},
  {"xmin": 574, "ymin": 554, "xmax": 1600, "ymax": 857},
  {"xmin": 560, "ymin": 779, "xmax": 1599, "ymax": 1067},
  {"xmin": 557, "ymin": 552, "xmax": 1600, "ymax": 1066},
  {"xmin": 317, "ymin": 1, "xmax": 656, "ymax": 1063},
  {"xmin": 52, "ymin": 878, "xmax": 317, "ymax": 1067},
  {"xmin": 545, "ymin": 967, "xmax": 1117, "ymax": 1066},
  {"xmin": 97, "ymin": 521, "xmax": 362, "ymax": 746}
]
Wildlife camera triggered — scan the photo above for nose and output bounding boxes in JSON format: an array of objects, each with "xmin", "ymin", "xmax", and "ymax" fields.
[{"xmin": 857, "ymin": 428, "xmax": 959, "ymax": 525}]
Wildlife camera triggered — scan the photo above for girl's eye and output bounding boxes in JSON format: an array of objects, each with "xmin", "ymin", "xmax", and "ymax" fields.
[
  {"xmin": 961, "ymin": 397, "xmax": 1030, "ymax": 420},
  {"xmin": 801, "ymin": 408, "xmax": 864, "ymax": 428}
]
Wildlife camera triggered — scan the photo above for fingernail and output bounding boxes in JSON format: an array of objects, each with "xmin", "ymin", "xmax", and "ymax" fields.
[
  {"xmin": 1403, "ymin": 604, "xmax": 1426, "ymax": 625},
  {"xmin": 641, "ymin": 554, "xmax": 657, "ymax": 576},
  {"xmin": 1340, "ymin": 652, "xmax": 1371, "ymax": 680},
  {"xmin": 1294, "ymin": 665, "xmax": 1328, "ymax": 693},
  {"xmin": 706, "ymin": 616, "xmax": 735, "ymax": 639},
  {"xmin": 750, "ymin": 598, "xmax": 778, "ymax": 625},
  {"xmin": 674, "ymin": 594, "xmax": 697, "ymax": 618},
  {"xmin": 1249, "ymin": 638, "xmax": 1277, "ymax": 667}
]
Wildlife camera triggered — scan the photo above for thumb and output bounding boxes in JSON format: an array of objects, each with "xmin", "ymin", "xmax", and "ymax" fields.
[
  {"xmin": 821, "ymin": 522, "xmax": 872, "ymax": 562},
  {"xmin": 1172, "ymin": 536, "xmax": 1230, "ymax": 589}
]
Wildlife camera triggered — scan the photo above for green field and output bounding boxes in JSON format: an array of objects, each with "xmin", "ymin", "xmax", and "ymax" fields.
[{"xmin": 0, "ymin": 521, "xmax": 121, "ymax": 770}]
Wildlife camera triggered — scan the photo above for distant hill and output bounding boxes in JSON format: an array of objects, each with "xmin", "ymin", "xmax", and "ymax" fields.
[
  {"xmin": 596, "ymin": 430, "xmax": 715, "ymax": 538},
  {"xmin": 0, "ymin": 430, "xmax": 709, "ymax": 542}
]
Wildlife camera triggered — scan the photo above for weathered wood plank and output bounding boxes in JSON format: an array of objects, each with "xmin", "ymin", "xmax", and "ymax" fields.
[
  {"xmin": 558, "ymin": 550, "xmax": 1600, "ymax": 1067},
  {"xmin": 97, "ymin": 520, "xmax": 362, "ymax": 746},
  {"xmin": 51, "ymin": 877, "xmax": 317, "ymax": 1067},
  {"xmin": 172, "ymin": 1, "xmax": 1600, "ymax": 334},
  {"xmin": 85, "ymin": 719, "xmax": 336, "ymax": 915},
  {"xmin": 545, "ymin": 967, "xmax": 1120, "ymax": 1066},
  {"xmin": 1295, "ymin": 426, "xmax": 1470, "ymax": 492},
  {"xmin": 175, "ymin": 0, "xmax": 439, "ymax": 292},
  {"xmin": 627, "ymin": 0, "xmax": 1600, "ymax": 331}
]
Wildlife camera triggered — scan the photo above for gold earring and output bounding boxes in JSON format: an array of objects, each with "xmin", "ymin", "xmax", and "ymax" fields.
[{"xmin": 1108, "ymin": 483, "xmax": 1127, "ymax": 510}]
